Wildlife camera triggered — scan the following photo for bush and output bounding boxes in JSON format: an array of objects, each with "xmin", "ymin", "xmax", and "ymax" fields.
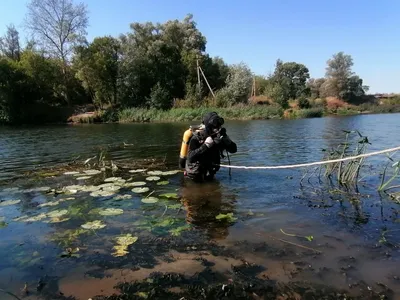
[{"xmin": 298, "ymin": 97, "xmax": 311, "ymax": 109}]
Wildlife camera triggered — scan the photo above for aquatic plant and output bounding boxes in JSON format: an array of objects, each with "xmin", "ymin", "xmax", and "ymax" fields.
[
  {"xmin": 320, "ymin": 130, "xmax": 369, "ymax": 186},
  {"xmin": 215, "ymin": 213, "xmax": 237, "ymax": 222},
  {"xmin": 0, "ymin": 199, "xmax": 21, "ymax": 206},
  {"xmin": 98, "ymin": 208, "xmax": 124, "ymax": 216},
  {"xmin": 157, "ymin": 180, "xmax": 169, "ymax": 186},
  {"xmin": 141, "ymin": 197, "xmax": 159, "ymax": 204},
  {"xmin": 132, "ymin": 187, "xmax": 150, "ymax": 193},
  {"xmin": 112, "ymin": 234, "xmax": 138, "ymax": 257},
  {"xmin": 81, "ymin": 220, "xmax": 106, "ymax": 230}
]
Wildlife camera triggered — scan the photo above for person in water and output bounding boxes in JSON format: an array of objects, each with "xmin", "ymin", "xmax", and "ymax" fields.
[{"xmin": 185, "ymin": 112, "xmax": 237, "ymax": 181}]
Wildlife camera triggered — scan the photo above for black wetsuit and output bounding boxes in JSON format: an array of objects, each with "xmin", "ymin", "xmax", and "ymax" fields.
[{"xmin": 185, "ymin": 129, "xmax": 237, "ymax": 181}]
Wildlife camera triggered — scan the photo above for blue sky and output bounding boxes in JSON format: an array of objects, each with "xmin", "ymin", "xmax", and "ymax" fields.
[{"xmin": 1, "ymin": 0, "xmax": 399, "ymax": 93}]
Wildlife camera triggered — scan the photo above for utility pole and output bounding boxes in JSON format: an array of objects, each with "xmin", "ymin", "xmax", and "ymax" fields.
[{"xmin": 196, "ymin": 57, "xmax": 201, "ymax": 99}]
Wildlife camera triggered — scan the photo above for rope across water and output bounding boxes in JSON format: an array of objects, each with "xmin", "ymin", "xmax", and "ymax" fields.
[{"xmin": 217, "ymin": 146, "xmax": 400, "ymax": 170}]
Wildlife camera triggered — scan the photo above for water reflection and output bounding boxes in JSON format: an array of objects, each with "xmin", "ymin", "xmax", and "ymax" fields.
[{"xmin": 180, "ymin": 178, "xmax": 236, "ymax": 239}]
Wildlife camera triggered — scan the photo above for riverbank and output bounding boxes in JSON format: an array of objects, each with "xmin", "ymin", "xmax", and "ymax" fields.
[{"xmin": 68, "ymin": 101, "xmax": 400, "ymax": 124}]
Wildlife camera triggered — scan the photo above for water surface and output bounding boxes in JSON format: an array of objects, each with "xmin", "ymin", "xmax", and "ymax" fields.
[{"xmin": 0, "ymin": 113, "xmax": 399, "ymax": 299}]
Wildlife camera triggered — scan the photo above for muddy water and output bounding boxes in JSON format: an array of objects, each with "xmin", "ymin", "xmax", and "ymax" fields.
[{"xmin": 0, "ymin": 113, "xmax": 399, "ymax": 299}]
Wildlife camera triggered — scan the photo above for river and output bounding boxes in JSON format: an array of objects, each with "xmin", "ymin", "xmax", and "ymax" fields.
[{"xmin": 0, "ymin": 113, "xmax": 399, "ymax": 299}]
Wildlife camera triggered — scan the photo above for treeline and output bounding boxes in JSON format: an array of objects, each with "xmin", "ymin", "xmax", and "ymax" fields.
[{"xmin": 0, "ymin": 0, "xmax": 372, "ymax": 124}]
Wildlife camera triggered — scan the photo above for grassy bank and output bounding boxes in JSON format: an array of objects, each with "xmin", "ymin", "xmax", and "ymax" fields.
[{"xmin": 66, "ymin": 97, "xmax": 400, "ymax": 124}]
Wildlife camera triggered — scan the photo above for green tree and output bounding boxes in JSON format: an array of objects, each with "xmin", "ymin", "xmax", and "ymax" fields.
[
  {"xmin": 74, "ymin": 36, "xmax": 120, "ymax": 108},
  {"xmin": 324, "ymin": 52, "xmax": 354, "ymax": 98},
  {"xmin": 215, "ymin": 62, "xmax": 252, "ymax": 106},
  {"xmin": 0, "ymin": 24, "xmax": 21, "ymax": 61}
]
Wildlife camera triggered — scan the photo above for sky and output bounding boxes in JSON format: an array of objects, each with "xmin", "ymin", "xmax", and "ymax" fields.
[{"xmin": 1, "ymin": 0, "xmax": 399, "ymax": 94}]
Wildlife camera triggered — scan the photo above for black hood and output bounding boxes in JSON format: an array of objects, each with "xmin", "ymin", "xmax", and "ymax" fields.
[{"xmin": 202, "ymin": 112, "xmax": 223, "ymax": 135}]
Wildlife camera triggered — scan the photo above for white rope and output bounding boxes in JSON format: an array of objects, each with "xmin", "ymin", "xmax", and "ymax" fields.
[{"xmin": 217, "ymin": 146, "xmax": 400, "ymax": 170}]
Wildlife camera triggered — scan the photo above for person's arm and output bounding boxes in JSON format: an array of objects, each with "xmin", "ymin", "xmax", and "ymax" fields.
[
  {"xmin": 187, "ymin": 136, "xmax": 211, "ymax": 163},
  {"xmin": 215, "ymin": 128, "xmax": 237, "ymax": 153}
]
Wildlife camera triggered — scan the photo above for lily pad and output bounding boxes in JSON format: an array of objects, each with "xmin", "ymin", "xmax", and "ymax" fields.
[
  {"xmin": 102, "ymin": 185, "xmax": 121, "ymax": 192},
  {"xmin": 23, "ymin": 187, "xmax": 51, "ymax": 193},
  {"xmin": 215, "ymin": 212, "xmax": 237, "ymax": 222},
  {"xmin": 129, "ymin": 169, "xmax": 147, "ymax": 173},
  {"xmin": 112, "ymin": 234, "xmax": 138, "ymax": 257},
  {"xmin": 147, "ymin": 170, "xmax": 163, "ymax": 176},
  {"xmin": 141, "ymin": 197, "xmax": 159, "ymax": 204},
  {"xmin": 76, "ymin": 176, "xmax": 92, "ymax": 180},
  {"xmin": 124, "ymin": 181, "xmax": 146, "ymax": 187},
  {"xmin": 115, "ymin": 234, "xmax": 138, "ymax": 246},
  {"xmin": 104, "ymin": 177, "xmax": 123, "ymax": 182},
  {"xmin": 159, "ymin": 193, "xmax": 179, "ymax": 199},
  {"xmin": 81, "ymin": 220, "xmax": 106, "ymax": 230},
  {"xmin": 169, "ymin": 224, "xmax": 191, "ymax": 236},
  {"xmin": 80, "ymin": 185, "xmax": 101, "ymax": 192},
  {"xmin": 112, "ymin": 245, "xmax": 129, "ymax": 257},
  {"xmin": 113, "ymin": 194, "xmax": 132, "ymax": 201},
  {"xmin": 90, "ymin": 190, "xmax": 116, "ymax": 197},
  {"xmin": 98, "ymin": 208, "xmax": 124, "ymax": 216},
  {"xmin": 83, "ymin": 169, "xmax": 102, "ymax": 175},
  {"xmin": 47, "ymin": 209, "xmax": 68, "ymax": 218},
  {"xmin": 21, "ymin": 213, "xmax": 48, "ymax": 222},
  {"xmin": 0, "ymin": 199, "xmax": 21, "ymax": 206},
  {"xmin": 146, "ymin": 176, "xmax": 160, "ymax": 181},
  {"xmin": 157, "ymin": 180, "xmax": 169, "ymax": 186},
  {"xmin": 132, "ymin": 187, "xmax": 150, "ymax": 194},
  {"xmin": 64, "ymin": 171, "xmax": 80, "ymax": 175},
  {"xmin": 161, "ymin": 170, "xmax": 181, "ymax": 176},
  {"xmin": 45, "ymin": 217, "xmax": 71, "ymax": 223},
  {"xmin": 61, "ymin": 197, "xmax": 76, "ymax": 201},
  {"xmin": 97, "ymin": 183, "xmax": 115, "ymax": 189},
  {"xmin": 38, "ymin": 200, "xmax": 61, "ymax": 208}
]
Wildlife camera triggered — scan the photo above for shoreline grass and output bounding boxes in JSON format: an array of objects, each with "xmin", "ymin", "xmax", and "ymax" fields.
[{"xmin": 66, "ymin": 100, "xmax": 400, "ymax": 124}]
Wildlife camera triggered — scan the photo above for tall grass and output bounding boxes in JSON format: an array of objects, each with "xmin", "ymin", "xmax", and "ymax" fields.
[
  {"xmin": 118, "ymin": 104, "xmax": 284, "ymax": 123},
  {"xmin": 321, "ymin": 130, "xmax": 370, "ymax": 186}
]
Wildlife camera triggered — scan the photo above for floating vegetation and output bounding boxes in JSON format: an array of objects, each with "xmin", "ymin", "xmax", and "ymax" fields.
[
  {"xmin": 169, "ymin": 224, "xmax": 191, "ymax": 236},
  {"xmin": 98, "ymin": 208, "xmax": 124, "ymax": 216},
  {"xmin": 124, "ymin": 181, "xmax": 147, "ymax": 187},
  {"xmin": 76, "ymin": 176, "xmax": 92, "ymax": 180},
  {"xmin": 60, "ymin": 247, "xmax": 80, "ymax": 258},
  {"xmin": 167, "ymin": 204, "xmax": 182, "ymax": 210},
  {"xmin": 215, "ymin": 213, "xmax": 237, "ymax": 222},
  {"xmin": 104, "ymin": 177, "xmax": 123, "ymax": 182},
  {"xmin": 157, "ymin": 180, "xmax": 169, "ymax": 186},
  {"xmin": 90, "ymin": 190, "xmax": 116, "ymax": 197},
  {"xmin": 81, "ymin": 220, "xmax": 106, "ymax": 230},
  {"xmin": 47, "ymin": 209, "xmax": 69, "ymax": 218},
  {"xmin": 50, "ymin": 228, "xmax": 89, "ymax": 247},
  {"xmin": 0, "ymin": 199, "xmax": 21, "ymax": 206},
  {"xmin": 129, "ymin": 169, "xmax": 147, "ymax": 173},
  {"xmin": 147, "ymin": 170, "xmax": 163, "ymax": 176},
  {"xmin": 102, "ymin": 185, "xmax": 121, "ymax": 192},
  {"xmin": 141, "ymin": 197, "xmax": 159, "ymax": 204},
  {"xmin": 132, "ymin": 187, "xmax": 150, "ymax": 194},
  {"xmin": 161, "ymin": 170, "xmax": 181, "ymax": 176},
  {"xmin": 112, "ymin": 194, "xmax": 132, "ymax": 201},
  {"xmin": 45, "ymin": 217, "xmax": 71, "ymax": 223},
  {"xmin": 280, "ymin": 229, "xmax": 314, "ymax": 242},
  {"xmin": 21, "ymin": 213, "xmax": 48, "ymax": 222},
  {"xmin": 83, "ymin": 169, "xmax": 102, "ymax": 175},
  {"xmin": 97, "ymin": 183, "xmax": 115, "ymax": 189},
  {"xmin": 112, "ymin": 234, "xmax": 138, "ymax": 257},
  {"xmin": 2, "ymin": 187, "xmax": 19, "ymax": 193},
  {"xmin": 64, "ymin": 171, "xmax": 80, "ymax": 175},
  {"xmin": 159, "ymin": 193, "xmax": 179, "ymax": 199},
  {"xmin": 146, "ymin": 176, "xmax": 160, "ymax": 181},
  {"xmin": 38, "ymin": 200, "xmax": 61, "ymax": 208}
]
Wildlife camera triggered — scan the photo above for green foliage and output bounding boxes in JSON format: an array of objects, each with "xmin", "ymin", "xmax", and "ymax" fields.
[
  {"xmin": 298, "ymin": 96, "xmax": 311, "ymax": 109},
  {"xmin": 146, "ymin": 82, "xmax": 172, "ymax": 110},
  {"xmin": 74, "ymin": 36, "xmax": 120, "ymax": 108},
  {"xmin": 215, "ymin": 62, "xmax": 252, "ymax": 106},
  {"xmin": 265, "ymin": 59, "xmax": 310, "ymax": 109}
]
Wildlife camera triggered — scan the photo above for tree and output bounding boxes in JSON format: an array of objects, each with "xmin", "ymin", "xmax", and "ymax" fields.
[
  {"xmin": 0, "ymin": 24, "xmax": 21, "ymax": 60},
  {"xmin": 25, "ymin": 0, "xmax": 89, "ymax": 105},
  {"xmin": 324, "ymin": 52, "xmax": 354, "ymax": 98},
  {"xmin": 74, "ymin": 36, "xmax": 120, "ymax": 108},
  {"xmin": 307, "ymin": 78, "xmax": 326, "ymax": 99},
  {"xmin": 215, "ymin": 62, "xmax": 252, "ymax": 106},
  {"xmin": 264, "ymin": 59, "xmax": 310, "ymax": 108}
]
